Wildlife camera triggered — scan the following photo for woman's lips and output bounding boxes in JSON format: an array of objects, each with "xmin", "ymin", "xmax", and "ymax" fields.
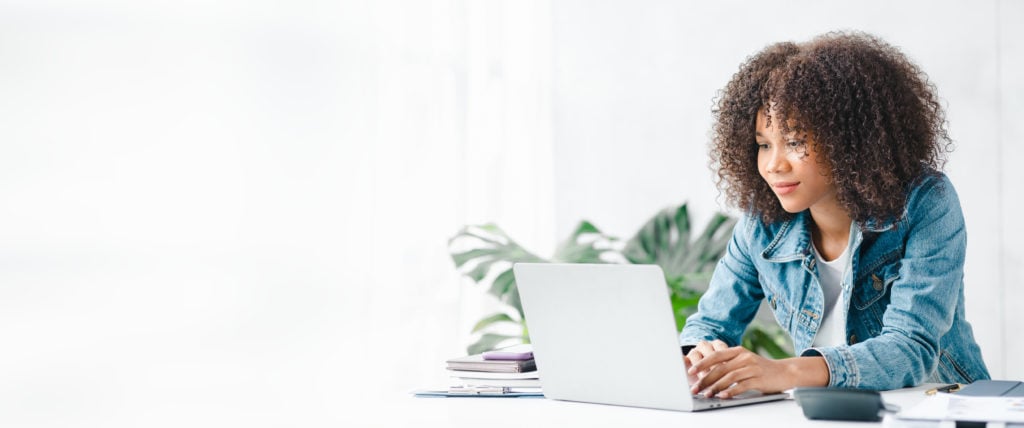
[{"xmin": 772, "ymin": 182, "xmax": 799, "ymax": 195}]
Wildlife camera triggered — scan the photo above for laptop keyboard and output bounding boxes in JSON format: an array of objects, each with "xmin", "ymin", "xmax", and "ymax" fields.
[
  {"xmin": 694, "ymin": 390, "xmax": 764, "ymax": 403},
  {"xmin": 693, "ymin": 393, "xmax": 723, "ymax": 403}
]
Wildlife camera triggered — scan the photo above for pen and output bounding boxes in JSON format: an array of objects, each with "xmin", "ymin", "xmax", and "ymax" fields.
[{"xmin": 925, "ymin": 383, "xmax": 962, "ymax": 395}]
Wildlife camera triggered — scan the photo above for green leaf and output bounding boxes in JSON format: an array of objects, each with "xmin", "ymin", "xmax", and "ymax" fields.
[
  {"xmin": 669, "ymin": 289, "xmax": 703, "ymax": 332},
  {"xmin": 449, "ymin": 223, "xmax": 546, "ymax": 311},
  {"xmin": 465, "ymin": 260, "xmax": 493, "ymax": 283},
  {"xmin": 471, "ymin": 313, "xmax": 518, "ymax": 333},
  {"xmin": 467, "ymin": 333, "xmax": 522, "ymax": 355},
  {"xmin": 551, "ymin": 221, "xmax": 620, "ymax": 263},
  {"xmin": 622, "ymin": 203, "xmax": 736, "ymax": 280},
  {"xmin": 742, "ymin": 324, "xmax": 793, "ymax": 358},
  {"xmin": 488, "ymin": 269, "xmax": 516, "ymax": 300},
  {"xmin": 681, "ymin": 213, "xmax": 737, "ymax": 274},
  {"xmin": 451, "ymin": 248, "xmax": 500, "ymax": 268}
]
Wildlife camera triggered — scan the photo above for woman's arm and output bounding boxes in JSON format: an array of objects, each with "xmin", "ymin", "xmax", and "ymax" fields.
[
  {"xmin": 679, "ymin": 215, "xmax": 766, "ymax": 348},
  {"xmin": 804, "ymin": 175, "xmax": 967, "ymax": 389}
]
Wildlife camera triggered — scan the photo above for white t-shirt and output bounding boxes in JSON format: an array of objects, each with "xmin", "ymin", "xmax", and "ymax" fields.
[{"xmin": 810, "ymin": 241, "xmax": 851, "ymax": 348}]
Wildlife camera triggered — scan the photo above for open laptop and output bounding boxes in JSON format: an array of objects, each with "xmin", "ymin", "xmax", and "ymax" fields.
[{"xmin": 512, "ymin": 262, "xmax": 789, "ymax": 411}]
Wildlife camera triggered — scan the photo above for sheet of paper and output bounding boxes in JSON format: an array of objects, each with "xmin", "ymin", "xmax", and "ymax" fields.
[{"xmin": 898, "ymin": 394, "xmax": 1024, "ymax": 423}]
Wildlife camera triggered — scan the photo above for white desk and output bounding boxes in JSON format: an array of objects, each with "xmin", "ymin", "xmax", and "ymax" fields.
[{"xmin": 352, "ymin": 385, "xmax": 938, "ymax": 427}]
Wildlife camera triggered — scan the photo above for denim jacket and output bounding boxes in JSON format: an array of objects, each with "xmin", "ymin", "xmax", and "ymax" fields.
[{"xmin": 680, "ymin": 173, "xmax": 990, "ymax": 389}]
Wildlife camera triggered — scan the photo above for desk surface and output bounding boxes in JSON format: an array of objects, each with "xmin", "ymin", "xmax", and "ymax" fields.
[{"xmin": 352, "ymin": 384, "xmax": 938, "ymax": 427}]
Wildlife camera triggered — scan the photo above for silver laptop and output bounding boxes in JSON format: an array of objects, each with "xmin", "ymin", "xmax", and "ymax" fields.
[{"xmin": 512, "ymin": 263, "xmax": 788, "ymax": 411}]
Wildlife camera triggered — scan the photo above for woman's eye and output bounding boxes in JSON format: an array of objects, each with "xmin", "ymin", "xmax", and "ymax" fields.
[
  {"xmin": 756, "ymin": 143, "xmax": 769, "ymax": 150},
  {"xmin": 785, "ymin": 140, "xmax": 807, "ymax": 152}
]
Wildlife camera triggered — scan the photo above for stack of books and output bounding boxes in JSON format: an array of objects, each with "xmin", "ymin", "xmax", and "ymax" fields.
[{"xmin": 445, "ymin": 344, "xmax": 542, "ymax": 395}]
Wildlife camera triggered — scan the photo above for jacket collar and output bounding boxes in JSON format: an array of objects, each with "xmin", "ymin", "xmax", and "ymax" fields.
[
  {"xmin": 859, "ymin": 214, "xmax": 899, "ymax": 233},
  {"xmin": 761, "ymin": 211, "xmax": 813, "ymax": 262},
  {"xmin": 760, "ymin": 211, "xmax": 897, "ymax": 263}
]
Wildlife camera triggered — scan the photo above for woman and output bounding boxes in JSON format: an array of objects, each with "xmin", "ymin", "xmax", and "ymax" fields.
[{"xmin": 679, "ymin": 32, "xmax": 990, "ymax": 397}]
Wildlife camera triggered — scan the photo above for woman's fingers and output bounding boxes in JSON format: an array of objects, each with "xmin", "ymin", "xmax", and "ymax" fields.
[
  {"xmin": 685, "ymin": 340, "xmax": 718, "ymax": 371},
  {"xmin": 688, "ymin": 345, "xmax": 743, "ymax": 375},
  {"xmin": 688, "ymin": 347, "xmax": 745, "ymax": 394},
  {"xmin": 686, "ymin": 340, "xmax": 748, "ymax": 393},
  {"xmin": 702, "ymin": 364, "xmax": 759, "ymax": 398}
]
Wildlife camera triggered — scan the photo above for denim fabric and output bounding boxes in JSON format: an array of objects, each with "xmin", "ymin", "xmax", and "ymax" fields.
[{"xmin": 680, "ymin": 173, "xmax": 990, "ymax": 389}]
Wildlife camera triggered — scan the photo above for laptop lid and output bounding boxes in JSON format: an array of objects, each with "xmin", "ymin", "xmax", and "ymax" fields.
[
  {"xmin": 513, "ymin": 263, "xmax": 786, "ymax": 412},
  {"xmin": 514, "ymin": 263, "xmax": 694, "ymax": 411}
]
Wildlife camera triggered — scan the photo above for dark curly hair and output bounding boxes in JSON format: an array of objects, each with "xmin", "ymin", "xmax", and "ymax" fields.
[{"xmin": 709, "ymin": 31, "xmax": 952, "ymax": 224}]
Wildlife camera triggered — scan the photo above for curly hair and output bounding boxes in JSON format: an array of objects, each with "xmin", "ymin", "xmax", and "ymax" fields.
[{"xmin": 709, "ymin": 31, "xmax": 952, "ymax": 224}]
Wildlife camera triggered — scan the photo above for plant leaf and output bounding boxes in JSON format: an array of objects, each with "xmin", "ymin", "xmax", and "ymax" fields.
[
  {"xmin": 485, "ymin": 269, "xmax": 526, "ymax": 318},
  {"xmin": 669, "ymin": 287, "xmax": 703, "ymax": 332},
  {"xmin": 551, "ymin": 221, "xmax": 620, "ymax": 263},
  {"xmin": 451, "ymin": 248, "xmax": 501, "ymax": 268},
  {"xmin": 622, "ymin": 203, "xmax": 736, "ymax": 281},
  {"xmin": 449, "ymin": 223, "xmax": 547, "ymax": 317},
  {"xmin": 680, "ymin": 213, "xmax": 737, "ymax": 274},
  {"xmin": 742, "ymin": 324, "xmax": 793, "ymax": 358},
  {"xmin": 471, "ymin": 312, "xmax": 518, "ymax": 333},
  {"xmin": 487, "ymin": 269, "xmax": 516, "ymax": 300}
]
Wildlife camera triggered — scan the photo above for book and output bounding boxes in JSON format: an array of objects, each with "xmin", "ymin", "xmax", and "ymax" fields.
[
  {"xmin": 446, "ymin": 369, "xmax": 540, "ymax": 380},
  {"xmin": 445, "ymin": 353, "xmax": 537, "ymax": 373},
  {"xmin": 481, "ymin": 344, "xmax": 534, "ymax": 360}
]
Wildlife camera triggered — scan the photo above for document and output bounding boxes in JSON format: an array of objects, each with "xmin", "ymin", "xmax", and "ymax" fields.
[
  {"xmin": 411, "ymin": 386, "xmax": 543, "ymax": 398},
  {"xmin": 896, "ymin": 394, "xmax": 1024, "ymax": 423}
]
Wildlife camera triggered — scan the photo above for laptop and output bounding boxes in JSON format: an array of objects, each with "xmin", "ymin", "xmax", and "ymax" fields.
[{"xmin": 512, "ymin": 262, "xmax": 789, "ymax": 411}]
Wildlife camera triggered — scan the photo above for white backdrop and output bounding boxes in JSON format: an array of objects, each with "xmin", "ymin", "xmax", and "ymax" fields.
[
  {"xmin": 0, "ymin": 1, "xmax": 1020, "ymax": 426},
  {"xmin": 0, "ymin": 0, "xmax": 553, "ymax": 426}
]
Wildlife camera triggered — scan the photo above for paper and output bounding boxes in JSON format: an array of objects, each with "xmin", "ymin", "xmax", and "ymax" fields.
[
  {"xmin": 410, "ymin": 387, "xmax": 544, "ymax": 398},
  {"xmin": 898, "ymin": 394, "xmax": 1024, "ymax": 423}
]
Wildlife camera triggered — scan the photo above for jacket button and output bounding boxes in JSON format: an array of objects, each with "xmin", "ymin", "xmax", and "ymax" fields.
[
  {"xmin": 770, "ymin": 297, "xmax": 777, "ymax": 310},
  {"xmin": 849, "ymin": 334, "xmax": 858, "ymax": 344},
  {"xmin": 872, "ymin": 274, "xmax": 883, "ymax": 291}
]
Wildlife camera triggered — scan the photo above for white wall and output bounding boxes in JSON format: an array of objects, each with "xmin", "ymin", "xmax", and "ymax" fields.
[
  {"xmin": 999, "ymin": 0, "xmax": 1024, "ymax": 382},
  {"xmin": 0, "ymin": 1, "xmax": 555, "ymax": 426},
  {"xmin": 551, "ymin": 0, "xmax": 1021, "ymax": 378}
]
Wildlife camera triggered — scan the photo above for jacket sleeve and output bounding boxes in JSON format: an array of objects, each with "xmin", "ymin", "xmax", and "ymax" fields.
[
  {"xmin": 804, "ymin": 175, "xmax": 966, "ymax": 389},
  {"xmin": 679, "ymin": 214, "xmax": 766, "ymax": 347}
]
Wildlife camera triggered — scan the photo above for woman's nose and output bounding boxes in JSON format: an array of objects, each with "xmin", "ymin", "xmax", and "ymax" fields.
[{"xmin": 764, "ymin": 148, "xmax": 787, "ymax": 174}]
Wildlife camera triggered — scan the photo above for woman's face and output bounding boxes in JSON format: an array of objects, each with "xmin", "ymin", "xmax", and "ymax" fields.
[{"xmin": 754, "ymin": 108, "xmax": 838, "ymax": 215}]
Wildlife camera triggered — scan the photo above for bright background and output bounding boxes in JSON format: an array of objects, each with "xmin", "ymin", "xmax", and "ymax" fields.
[{"xmin": 0, "ymin": 0, "xmax": 1021, "ymax": 426}]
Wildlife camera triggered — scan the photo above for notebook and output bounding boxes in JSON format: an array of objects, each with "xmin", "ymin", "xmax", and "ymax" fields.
[
  {"xmin": 512, "ymin": 263, "xmax": 788, "ymax": 411},
  {"xmin": 957, "ymin": 380, "xmax": 1024, "ymax": 397},
  {"xmin": 445, "ymin": 353, "xmax": 536, "ymax": 373}
]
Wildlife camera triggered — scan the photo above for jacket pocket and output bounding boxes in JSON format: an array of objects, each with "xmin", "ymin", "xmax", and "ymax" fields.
[
  {"xmin": 853, "ymin": 261, "xmax": 900, "ymax": 310},
  {"xmin": 937, "ymin": 350, "xmax": 975, "ymax": 383}
]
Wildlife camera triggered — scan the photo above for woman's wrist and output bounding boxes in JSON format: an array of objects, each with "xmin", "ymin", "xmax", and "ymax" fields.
[{"xmin": 784, "ymin": 356, "xmax": 830, "ymax": 388}]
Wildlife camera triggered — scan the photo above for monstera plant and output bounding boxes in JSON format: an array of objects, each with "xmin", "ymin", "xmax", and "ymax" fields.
[{"xmin": 448, "ymin": 203, "xmax": 791, "ymax": 358}]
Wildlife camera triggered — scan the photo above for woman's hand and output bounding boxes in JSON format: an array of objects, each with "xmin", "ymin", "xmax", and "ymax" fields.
[
  {"xmin": 685, "ymin": 340, "xmax": 829, "ymax": 398},
  {"xmin": 684, "ymin": 339, "xmax": 729, "ymax": 385}
]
